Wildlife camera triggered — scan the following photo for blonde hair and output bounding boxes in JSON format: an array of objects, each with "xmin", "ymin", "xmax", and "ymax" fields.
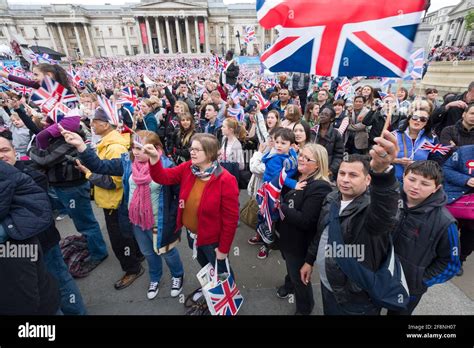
[
  {"xmin": 285, "ymin": 104, "xmax": 302, "ymax": 123},
  {"xmin": 175, "ymin": 101, "xmax": 190, "ymax": 114},
  {"xmin": 301, "ymin": 143, "xmax": 330, "ymax": 182},
  {"xmin": 411, "ymin": 99, "xmax": 433, "ymax": 114},
  {"xmin": 223, "ymin": 117, "xmax": 246, "ymax": 142}
]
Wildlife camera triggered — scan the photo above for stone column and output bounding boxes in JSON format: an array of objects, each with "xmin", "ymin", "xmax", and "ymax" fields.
[
  {"xmin": 215, "ymin": 23, "xmax": 220, "ymax": 54},
  {"xmin": 73, "ymin": 24, "xmax": 84, "ymax": 56},
  {"xmin": 2, "ymin": 24, "xmax": 11, "ymax": 43},
  {"xmin": 134, "ymin": 18, "xmax": 144, "ymax": 54},
  {"xmin": 225, "ymin": 23, "xmax": 230, "ymax": 51},
  {"xmin": 184, "ymin": 17, "xmax": 191, "ymax": 53},
  {"xmin": 165, "ymin": 17, "xmax": 172, "ymax": 54},
  {"xmin": 154, "ymin": 17, "xmax": 163, "ymax": 54},
  {"xmin": 83, "ymin": 24, "xmax": 94, "ymax": 57},
  {"xmin": 204, "ymin": 17, "xmax": 209, "ymax": 53},
  {"xmin": 46, "ymin": 24, "xmax": 58, "ymax": 52},
  {"xmin": 174, "ymin": 18, "xmax": 182, "ymax": 53},
  {"xmin": 270, "ymin": 28, "xmax": 274, "ymax": 44},
  {"xmin": 260, "ymin": 26, "xmax": 265, "ymax": 52},
  {"xmin": 124, "ymin": 22, "xmax": 132, "ymax": 56},
  {"xmin": 194, "ymin": 16, "xmax": 200, "ymax": 53},
  {"xmin": 57, "ymin": 24, "xmax": 69, "ymax": 57},
  {"xmin": 145, "ymin": 16, "xmax": 153, "ymax": 53}
]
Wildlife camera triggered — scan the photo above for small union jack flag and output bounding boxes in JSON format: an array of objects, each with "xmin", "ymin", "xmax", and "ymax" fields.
[
  {"xmin": 334, "ymin": 77, "xmax": 352, "ymax": 100},
  {"xmin": 118, "ymin": 86, "xmax": 139, "ymax": 107},
  {"xmin": 244, "ymin": 25, "xmax": 256, "ymax": 44},
  {"xmin": 257, "ymin": 168, "xmax": 288, "ymax": 231},
  {"xmin": 97, "ymin": 95, "xmax": 120, "ymax": 126},
  {"xmin": 403, "ymin": 48, "xmax": 425, "ymax": 80},
  {"xmin": 68, "ymin": 67, "xmax": 85, "ymax": 89},
  {"xmin": 420, "ymin": 142, "xmax": 452, "ymax": 156},
  {"xmin": 14, "ymin": 85, "xmax": 32, "ymax": 95},
  {"xmin": 30, "ymin": 76, "xmax": 78, "ymax": 123},
  {"xmin": 253, "ymin": 89, "xmax": 271, "ymax": 110},
  {"xmin": 208, "ymin": 274, "xmax": 244, "ymax": 316}
]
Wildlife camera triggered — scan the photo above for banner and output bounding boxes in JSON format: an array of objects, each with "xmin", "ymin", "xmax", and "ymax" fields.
[
  {"xmin": 199, "ymin": 22, "xmax": 205, "ymax": 44},
  {"xmin": 140, "ymin": 22, "xmax": 148, "ymax": 46}
]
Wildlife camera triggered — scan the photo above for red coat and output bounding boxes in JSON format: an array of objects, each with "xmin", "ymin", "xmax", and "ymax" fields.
[{"xmin": 149, "ymin": 160, "xmax": 239, "ymax": 254}]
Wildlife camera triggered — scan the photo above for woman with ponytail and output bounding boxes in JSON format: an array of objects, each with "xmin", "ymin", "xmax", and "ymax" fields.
[{"xmin": 60, "ymin": 129, "xmax": 185, "ymax": 301}]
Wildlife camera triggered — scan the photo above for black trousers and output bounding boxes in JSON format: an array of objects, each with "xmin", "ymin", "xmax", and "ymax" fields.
[
  {"xmin": 103, "ymin": 208, "xmax": 142, "ymax": 274},
  {"xmin": 459, "ymin": 219, "xmax": 474, "ymax": 262},
  {"xmin": 281, "ymin": 249, "xmax": 314, "ymax": 315},
  {"xmin": 387, "ymin": 294, "xmax": 423, "ymax": 316}
]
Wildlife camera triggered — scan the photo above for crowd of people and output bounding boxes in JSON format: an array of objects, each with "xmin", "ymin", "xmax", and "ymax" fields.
[
  {"xmin": 0, "ymin": 51, "xmax": 473, "ymax": 316},
  {"xmin": 428, "ymin": 45, "xmax": 473, "ymax": 62}
]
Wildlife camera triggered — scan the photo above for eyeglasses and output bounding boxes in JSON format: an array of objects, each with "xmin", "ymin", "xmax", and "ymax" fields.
[
  {"xmin": 190, "ymin": 147, "xmax": 204, "ymax": 153},
  {"xmin": 411, "ymin": 115, "xmax": 429, "ymax": 123},
  {"xmin": 298, "ymin": 154, "xmax": 317, "ymax": 163}
]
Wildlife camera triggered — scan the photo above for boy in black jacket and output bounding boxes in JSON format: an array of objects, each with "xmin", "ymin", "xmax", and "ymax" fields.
[{"xmin": 390, "ymin": 161, "xmax": 461, "ymax": 315}]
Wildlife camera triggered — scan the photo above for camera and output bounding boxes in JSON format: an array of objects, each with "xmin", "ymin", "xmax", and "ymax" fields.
[{"xmin": 374, "ymin": 98, "xmax": 383, "ymax": 109}]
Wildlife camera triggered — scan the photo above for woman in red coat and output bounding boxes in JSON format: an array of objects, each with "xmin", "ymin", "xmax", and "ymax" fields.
[{"xmin": 144, "ymin": 133, "xmax": 239, "ymax": 295}]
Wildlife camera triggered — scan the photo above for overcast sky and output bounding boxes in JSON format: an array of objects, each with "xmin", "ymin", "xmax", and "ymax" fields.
[{"xmin": 6, "ymin": 0, "xmax": 463, "ymax": 13}]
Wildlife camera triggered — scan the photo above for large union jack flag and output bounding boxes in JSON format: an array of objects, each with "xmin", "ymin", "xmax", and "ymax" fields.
[
  {"xmin": 257, "ymin": 0, "xmax": 426, "ymax": 77},
  {"xmin": 208, "ymin": 274, "xmax": 244, "ymax": 316},
  {"xmin": 118, "ymin": 86, "xmax": 139, "ymax": 107},
  {"xmin": 30, "ymin": 76, "xmax": 79, "ymax": 123}
]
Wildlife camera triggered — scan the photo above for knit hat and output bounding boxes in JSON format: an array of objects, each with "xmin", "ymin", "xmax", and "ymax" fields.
[{"xmin": 92, "ymin": 107, "xmax": 109, "ymax": 123}]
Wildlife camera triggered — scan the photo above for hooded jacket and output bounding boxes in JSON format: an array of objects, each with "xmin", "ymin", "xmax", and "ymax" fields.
[
  {"xmin": 443, "ymin": 145, "xmax": 474, "ymax": 203},
  {"xmin": 393, "ymin": 189, "xmax": 460, "ymax": 295},
  {"xmin": 87, "ymin": 130, "xmax": 129, "ymax": 209}
]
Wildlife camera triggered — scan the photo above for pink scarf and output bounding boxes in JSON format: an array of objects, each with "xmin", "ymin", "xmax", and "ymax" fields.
[{"xmin": 129, "ymin": 160, "xmax": 155, "ymax": 231}]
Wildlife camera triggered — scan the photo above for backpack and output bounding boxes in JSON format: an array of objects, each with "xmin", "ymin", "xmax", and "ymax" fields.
[
  {"xmin": 59, "ymin": 235, "xmax": 91, "ymax": 278},
  {"xmin": 327, "ymin": 202, "xmax": 410, "ymax": 311}
]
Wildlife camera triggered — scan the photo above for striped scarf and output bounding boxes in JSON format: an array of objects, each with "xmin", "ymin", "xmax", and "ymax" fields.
[
  {"xmin": 191, "ymin": 161, "xmax": 219, "ymax": 179},
  {"xmin": 129, "ymin": 160, "xmax": 155, "ymax": 231}
]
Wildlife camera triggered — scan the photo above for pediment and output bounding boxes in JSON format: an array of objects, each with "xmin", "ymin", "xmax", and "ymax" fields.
[
  {"xmin": 448, "ymin": 0, "xmax": 469, "ymax": 15},
  {"xmin": 133, "ymin": 1, "xmax": 206, "ymax": 10}
]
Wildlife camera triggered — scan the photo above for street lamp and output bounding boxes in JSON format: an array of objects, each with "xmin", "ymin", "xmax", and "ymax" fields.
[
  {"xmin": 235, "ymin": 30, "xmax": 242, "ymax": 55},
  {"xmin": 220, "ymin": 33, "xmax": 225, "ymax": 56}
]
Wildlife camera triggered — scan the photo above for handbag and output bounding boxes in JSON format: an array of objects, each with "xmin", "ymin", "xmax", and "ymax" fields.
[
  {"xmin": 240, "ymin": 198, "xmax": 258, "ymax": 229},
  {"xmin": 201, "ymin": 258, "xmax": 244, "ymax": 316},
  {"xmin": 327, "ymin": 202, "xmax": 410, "ymax": 311},
  {"xmin": 446, "ymin": 193, "xmax": 474, "ymax": 220}
]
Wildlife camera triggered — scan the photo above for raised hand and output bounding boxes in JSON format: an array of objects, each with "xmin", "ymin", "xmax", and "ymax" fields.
[{"xmin": 369, "ymin": 130, "xmax": 399, "ymax": 173}]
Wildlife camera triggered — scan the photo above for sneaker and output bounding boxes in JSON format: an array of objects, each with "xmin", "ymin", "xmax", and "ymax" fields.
[
  {"xmin": 276, "ymin": 285, "xmax": 294, "ymax": 299},
  {"xmin": 248, "ymin": 235, "xmax": 264, "ymax": 246},
  {"xmin": 192, "ymin": 288, "xmax": 203, "ymax": 302},
  {"xmin": 257, "ymin": 245, "xmax": 270, "ymax": 259},
  {"xmin": 55, "ymin": 213, "xmax": 68, "ymax": 221},
  {"xmin": 171, "ymin": 275, "xmax": 184, "ymax": 297},
  {"xmin": 147, "ymin": 282, "xmax": 159, "ymax": 300},
  {"xmin": 114, "ymin": 266, "xmax": 145, "ymax": 290},
  {"xmin": 257, "ymin": 224, "xmax": 274, "ymax": 245}
]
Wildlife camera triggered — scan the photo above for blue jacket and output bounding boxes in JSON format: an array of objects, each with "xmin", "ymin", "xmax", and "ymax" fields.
[
  {"xmin": 137, "ymin": 112, "xmax": 158, "ymax": 133},
  {"xmin": 394, "ymin": 129, "xmax": 437, "ymax": 181},
  {"xmin": 443, "ymin": 145, "xmax": 474, "ymax": 203},
  {"xmin": 262, "ymin": 148, "xmax": 298, "ymax": 189},
  {"xmin": 79, "ymin": 148, "xmax": 180, "ymax": 250}
]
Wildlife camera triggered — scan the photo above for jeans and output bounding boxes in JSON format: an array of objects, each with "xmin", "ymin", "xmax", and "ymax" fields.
[
  {"xmin": 44, "ymin": 244, "xmax": 87, "ymax": 315},
  {"xmin": 54, "ymin": 182, "xmax": 108, "ymax": 261},
  {"xmin": 281, "ymin": 250, "xmax": 314, "ymax": 315},
  {"xmin": 48, "ymin": 187, "xmax": 68, "ymax": 215},
  {"xmin": 321, "ymin": 284, "xmax": 381, "ymax": 315},
  {"xmin": 132, "ymin": 225, "xmax": 184, "ymax": 283},
  {"xmin": 103, "ymin": 209, "xmax": 141, "ymax": 274},
  {"xmin": 185, "ymin": 230, "xmax": 233, "ymax": 277}
]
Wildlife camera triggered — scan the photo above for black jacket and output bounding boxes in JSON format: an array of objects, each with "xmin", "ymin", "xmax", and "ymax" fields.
[
  {"xmin": 439, "ymin": 120, "xmax": 474, "ymax": 147},
  {"xmin": 276, "ymin": 178, "xmax": 332, "ymax": 257},
  {"xmin": 311, "ymin": 124, "xmax": 344, "ymax": 177},
  {"xmin": 305, "ymin": 168, "xmax": 400, "ymax": 304},
  {"xmin": 0, "ymin": 161, "xmax": 53, "ymax": 241},
  {"xmin": 220, "ymin": 61, "xmax": 240, "ymax": 86},
  {"xmin": 432, "ymin": 92, "xmax": 468, "ymax": 134},
  {"xmin": 0, "ymin": 236, "xmax": 60, "ymax": 315},
  {"xmin": 168, "ymin": 128, "xmax": 195, "ymax": 165},
  {"xmin": 28, "ymin": 136, "xmax": 87, "ymax": 188},
  {"xmin": 362, "ymin": 110, "xmax": 406, "ymax": 146},
  {"xmin": 14, "ymin": 161, "xmax": 61, "ymax": 253},
  {"xmin": 393, "ymin": 189, "xmax": 460, "ymax": 295}
]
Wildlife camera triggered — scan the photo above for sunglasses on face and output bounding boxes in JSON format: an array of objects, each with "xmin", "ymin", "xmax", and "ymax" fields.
[{"xmin": 411, "ymin": 115, "xmax": 428, "ymax": 123}]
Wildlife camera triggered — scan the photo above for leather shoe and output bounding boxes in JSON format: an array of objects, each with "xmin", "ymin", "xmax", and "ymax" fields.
[{"xmin": 114, "ymin": 266, "xmax": 145, "ymax": 290}]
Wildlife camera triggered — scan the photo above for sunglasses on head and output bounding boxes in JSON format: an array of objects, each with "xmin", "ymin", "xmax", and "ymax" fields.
[{"xmin": 411, "ymin": 115, "xmax": 428, "ymax": 123}]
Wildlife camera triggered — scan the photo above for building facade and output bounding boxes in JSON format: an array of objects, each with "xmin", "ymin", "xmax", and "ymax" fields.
[
  {"xmin": 424, "ymin": 0, "xmax": 473, "ymax": 49},
  {"xmin": 0, "ymin": 0, "xmax": 276, "ymax": 58}
]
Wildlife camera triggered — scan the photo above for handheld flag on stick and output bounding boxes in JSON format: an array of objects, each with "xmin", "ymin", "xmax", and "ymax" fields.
[
  {"xmin": 97, "ymin": 95, "xmax": 120, "ymax": 126},
  {"xmin": 419, "ymin": 142, "xmax": 453, "ymax": 156}
]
